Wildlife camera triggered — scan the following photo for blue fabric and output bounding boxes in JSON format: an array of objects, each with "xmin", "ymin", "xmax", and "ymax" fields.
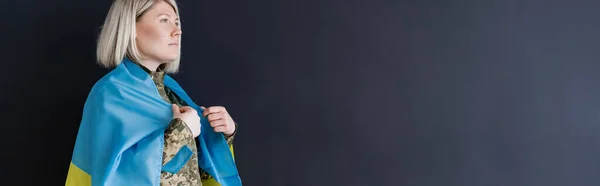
[
  {"xmin": 162, "ymin": 145, "xmax": 193, "ymax": 174},
  {"xmin": 69, "ymin": 58, "xmax": 241, "ymax": 186}
]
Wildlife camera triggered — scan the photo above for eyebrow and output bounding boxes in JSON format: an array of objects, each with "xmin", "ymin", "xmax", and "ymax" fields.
[{"xmin": 157, "ymin": 13, "xmax": 179, "ymax": 20}]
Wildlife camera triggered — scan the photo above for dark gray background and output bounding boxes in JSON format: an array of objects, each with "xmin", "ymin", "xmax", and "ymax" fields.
[{"xmin": 1, "ymin": 0, "xmax": 600, "ymax": 185}]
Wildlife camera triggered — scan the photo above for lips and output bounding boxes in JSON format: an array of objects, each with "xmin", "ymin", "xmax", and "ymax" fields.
[{"xmin": 169, "ymin": 42, "xmax": 179, "ymax": 46}]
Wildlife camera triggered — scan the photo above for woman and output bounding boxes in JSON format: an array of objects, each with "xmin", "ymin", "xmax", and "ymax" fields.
[{"xmin": 65, "ymin": 0, "xmax": 242, "ymax": 185}]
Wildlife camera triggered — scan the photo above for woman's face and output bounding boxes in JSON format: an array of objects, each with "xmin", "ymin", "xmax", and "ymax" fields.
[{"xmin": 135, "ymin": 1, "xmax": 181, "ymax": 65}]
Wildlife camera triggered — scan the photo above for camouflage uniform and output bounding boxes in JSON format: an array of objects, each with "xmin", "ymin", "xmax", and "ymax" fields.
[{"xmin": 136, "ymin": 63, "xmax": 236, "ymax": 186}]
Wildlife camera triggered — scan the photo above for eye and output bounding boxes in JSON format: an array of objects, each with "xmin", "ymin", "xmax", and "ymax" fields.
[
  {"xmin": 175, "ymin": 21, "xmax": 180, "ymax": 26},
  {"xmin": 160, "ymin": 18, "xmax": 168, "ymax": 23}
]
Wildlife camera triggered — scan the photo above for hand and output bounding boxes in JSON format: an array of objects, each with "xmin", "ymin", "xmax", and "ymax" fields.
[
  {"xmin": 201, "ymin": 106, "xmax": 236, "ymax": 136},
  {"xmin": 172, "ymin": 104, "xmax": 201, "ymax": 137}
]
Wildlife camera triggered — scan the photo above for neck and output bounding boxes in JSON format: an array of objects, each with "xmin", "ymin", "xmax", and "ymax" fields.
[{"xmin": 137, "ymin": 60, "xmax": 162, "ymax": 72}]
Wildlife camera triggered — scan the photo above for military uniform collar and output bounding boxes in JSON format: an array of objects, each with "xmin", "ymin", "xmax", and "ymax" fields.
[{"xmin": 129, "ymin": 60, "xmax": 167, "ymax": 81}]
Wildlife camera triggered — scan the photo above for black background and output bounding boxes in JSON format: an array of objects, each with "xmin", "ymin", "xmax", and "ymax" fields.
[{"xmin": 2, "ymin": 0, "xmax": 600, "ymax": 185}]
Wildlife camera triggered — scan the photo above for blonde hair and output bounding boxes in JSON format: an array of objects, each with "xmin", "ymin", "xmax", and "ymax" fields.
[{"xmin": 96, "ymin": 0, "xmax": 181, "ymax": 73}]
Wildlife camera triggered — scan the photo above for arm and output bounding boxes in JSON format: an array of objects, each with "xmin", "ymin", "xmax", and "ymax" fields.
[
  {"xmin": 224, "ymin": 122, "xmax": 238, "ymax": 146},
  {"xmin": 162, "ymin": 118, "xmax": 194, "ymax": 163},
  {"xmin": 66, "ymin": 83, "xmax": 171, "ymax": 186}
]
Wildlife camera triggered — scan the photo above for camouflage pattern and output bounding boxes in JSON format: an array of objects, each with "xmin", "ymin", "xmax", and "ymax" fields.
[
  {"xmin": 151, "ymin": 70, "xmax": 172, "ymax": 104},
  {"xmin": 135, "ymin": 63, "xmax": 236, "ymax": 186},
  {"xmin": 160, "ymin": 119, "xmax": 202, "ymax": 186}
]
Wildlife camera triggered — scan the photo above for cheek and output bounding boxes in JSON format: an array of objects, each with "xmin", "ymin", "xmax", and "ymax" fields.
[
  {"xmin": 160, "ymin": 28, "xmax": 173, "ymax": 42},
  {"xmin": 137, "ymin": 27, "xmax": 165, "ymax": 54},
  {"xmin": 138, "ymin": 28, "xmax": 161, "ymax": 44},
  {"xmin": 136, "ymin": 24, "xmax": 179, "ymax": 59}
]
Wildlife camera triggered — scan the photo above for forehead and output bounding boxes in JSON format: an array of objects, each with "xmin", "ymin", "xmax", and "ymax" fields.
[{"xmin": 146, "ymin": 1, "xmax": 177, "ymax": 16}]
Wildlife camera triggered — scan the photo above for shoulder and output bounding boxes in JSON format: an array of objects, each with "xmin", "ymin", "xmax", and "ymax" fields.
[
  {"xmin": 80, "ymin": 69, "xmax": 136, "ymax": 119},
  {"xmin": 85, "ymin": 67, "xmax": 130, "ymax": 103},
  {"xmin": 90, "ymin": 73, "xmax": 122, "ymax": 94}
]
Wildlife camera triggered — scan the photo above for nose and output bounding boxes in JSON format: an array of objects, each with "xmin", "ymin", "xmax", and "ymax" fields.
[{"xmin": 171, "ymin": 27, "xmax": 182, "ymax": 38}]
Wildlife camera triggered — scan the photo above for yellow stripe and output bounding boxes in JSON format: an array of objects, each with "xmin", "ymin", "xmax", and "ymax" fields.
[
  {"xmin": 64, "ymin": 145, "xmax": 235, "ymax": 186},
  {"xmin": 230, "ymin": 144, "xmax": 235, "ymax": 160},
  {"xmin": 203, "ymin": 178, "xmax": 222, "ymax": 186},
  {"xmin": 65, "ymin": 162, "xmax": 91, "ymax": 186}
]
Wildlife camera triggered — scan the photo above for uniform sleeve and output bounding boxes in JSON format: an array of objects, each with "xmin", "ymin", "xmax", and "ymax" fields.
[
  {"xmin": 224, "ymin": 122, "xmax": 238, "ymax": 146},
  {"xmin": 162, "ymin": 118, "xmax": 194, "ymax": 163}
]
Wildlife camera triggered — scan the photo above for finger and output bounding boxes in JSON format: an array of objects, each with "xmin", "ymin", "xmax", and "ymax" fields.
[
  {"xmin": 213, "ymin": 126, "xmax": 227, "ymax": 133},
  {"xmin": 171, "ymin": 104, "xmax": 180, "ymax": 114},
  {"xmin": 179, "ymin": 106, "xmax": 190, "ymax": 111},
  {"xmin": 207, "ymin": 112, "xmax": 225, "ymax": 122},
  {"xmin": 210, "ymin": 120, "xmax": 227, "ymax": 127},
  {"xmin": 180, "ymin": 106, "xmax": 197, "ymax": 114},
  {"xmin": 203, "ymin": 106, "xmax": 225, "ymax": 116}
]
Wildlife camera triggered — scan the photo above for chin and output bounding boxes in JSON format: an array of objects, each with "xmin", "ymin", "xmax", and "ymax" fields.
[
  {"xmin": 161, "ymin": 55, "xmax": 179, "ymax": 63},
  {"xmin": 161, "ymin": 59, "xmax": 177, "ymax": 64}
]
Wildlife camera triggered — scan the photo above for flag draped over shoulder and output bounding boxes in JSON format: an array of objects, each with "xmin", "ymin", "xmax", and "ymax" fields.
[{"xmin": 65, "ymin": 59, "xmax": 241, "ymax": 186}]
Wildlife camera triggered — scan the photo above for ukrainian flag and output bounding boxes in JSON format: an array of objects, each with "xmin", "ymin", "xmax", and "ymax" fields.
[{"xmin": 65, "ymin": 59, "xmax": 241, "ymax": 186}]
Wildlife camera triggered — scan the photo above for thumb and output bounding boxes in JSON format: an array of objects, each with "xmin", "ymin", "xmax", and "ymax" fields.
[
  {"xmin": 171, "ymin": 104, "xmax": 180, "ymax": 114},
  {"xmin": 200, "ymin": 106, "xmax": 207, "ymax": 116}
]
